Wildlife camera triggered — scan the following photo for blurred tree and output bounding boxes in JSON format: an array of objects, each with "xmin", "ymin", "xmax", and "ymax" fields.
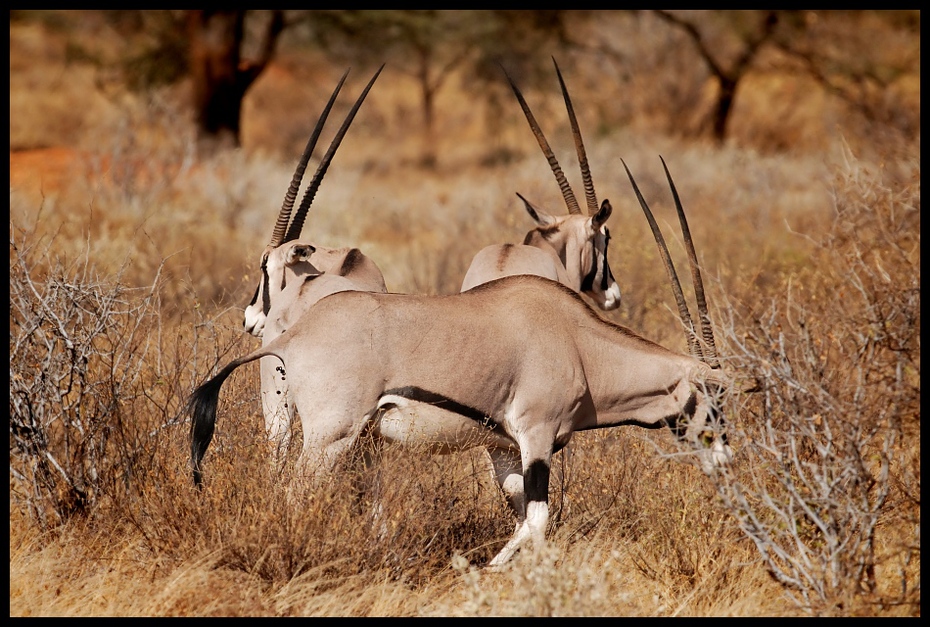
[
  {"xmin": 303, "ymin": 10, "xmax": 578, "ymax": 168},
  {"xmin": 651, "ymin": 10, "xmax": 919, "ymax": 145},
  {"xmin": 654, "ymin": 10, "xmax": 779, "ymax": 144},
  {"xmin": 186, "ymin": 10, "xmax": 285, "ymax": 152},
  {"xmin": 304, "ymin": 10, "xmax": 492, "ymax": 168},
  {"xmin": 769, "ymin": 10, "xmax": 920, "ymax": 141},
  {"xmin": 96, "ymin": 10, "xmax": 580, "ymax": 162}
]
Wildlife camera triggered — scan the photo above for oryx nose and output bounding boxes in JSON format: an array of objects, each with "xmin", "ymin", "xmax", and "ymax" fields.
[
  {"xmin": 243, "ymin": 317, "xmax": 265, "ymax": 338},
  {"xmin": 601, "ymin": 284, "xmax": 622, "ymax": 311}
]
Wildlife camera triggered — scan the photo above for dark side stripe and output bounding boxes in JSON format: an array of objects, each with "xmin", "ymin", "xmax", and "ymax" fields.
[{"xmin": 380, "ymin": 386, "xmax": 500, "ymax": 431}]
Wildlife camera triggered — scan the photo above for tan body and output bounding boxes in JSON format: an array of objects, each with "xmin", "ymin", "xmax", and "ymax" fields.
[
  {"xmin": 190, "ymin": 150, "xmax": 733, "ymax": 568},
  {"xmin": 189, "ymin": 275, "xmax": 730, "ymax": 568}
]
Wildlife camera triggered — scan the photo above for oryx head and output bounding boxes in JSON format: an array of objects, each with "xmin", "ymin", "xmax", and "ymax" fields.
[
  {"xmin": 243, "ymin": 66, "xmax": 383, "ymax": 338},
  {"xmin": 504, "ymin": 58, "xmax": 622, "ymax": 311},
  {"xmin": 624, "ymin": 156, "xmax": 733, "ymax": 473}
]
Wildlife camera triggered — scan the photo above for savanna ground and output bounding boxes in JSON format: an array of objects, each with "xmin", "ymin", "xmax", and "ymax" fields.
[{"xmin": 10, "ymin": 11, "xmax": 919, "ymax": 616}]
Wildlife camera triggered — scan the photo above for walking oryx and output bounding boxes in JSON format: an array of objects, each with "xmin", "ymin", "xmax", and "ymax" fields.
[
  {"xmin": 461, "ymin": 59, "xmax": 621, "ymax": 312},
  {"xmin": 242, "ymin": 66, "xmax": 388, "ymax": 463},
  {"xmin": 188, "ymin": 156, "xmax": 733, "ymax": 568}
]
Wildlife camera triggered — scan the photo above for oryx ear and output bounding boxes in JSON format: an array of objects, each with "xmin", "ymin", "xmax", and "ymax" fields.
[
  {"xmin": 516, "ymin": 192, "xmax": 556, "ymax": 226},
  {"xmin": 589, "ymin": 199, "xmax": 612, "ymax": 230},
  {"xmin": 285, "ymin": 243, "xmax": 316, "ymax": 266}
]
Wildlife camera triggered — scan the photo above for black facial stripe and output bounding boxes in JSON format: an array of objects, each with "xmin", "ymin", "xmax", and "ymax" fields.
[
  {"xmin": 665, "ymin": 391, "xmax": 698, "ymax": 441},
  {"xmin": 381, "ymin": 386, "xmax": 500, "ymax": 431},
  {"xmin": 601, "ymin": 229, "xmax": 612, "ymax": 290},
  {"xmin": 260, "ymin": 258, "xmax": 271, "ymax": 315},
  {"xmin": 525, "ymin": 459, "xmax": 550, "ymax": 504},
  {"xmin": 247, "ymin": 282, "xmax": 260, "ymax": 308}
]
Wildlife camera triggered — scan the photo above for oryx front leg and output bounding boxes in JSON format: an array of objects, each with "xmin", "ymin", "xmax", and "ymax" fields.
[{"xmin": 487, "ymin": 443, "xmax": 553, "ymax": 569}]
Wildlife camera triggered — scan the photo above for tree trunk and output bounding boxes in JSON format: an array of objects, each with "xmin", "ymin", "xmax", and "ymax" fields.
[
  {"xmin": 711, "ymin": 75, "xmax": 738, "ymax": 144},
  {"xmin": 415, "ymin": 46, "xmax": 438, "ymax": 169},
  {"xmin": 187, "ymin": 10, "xmax": 284, "ymax": 153}
]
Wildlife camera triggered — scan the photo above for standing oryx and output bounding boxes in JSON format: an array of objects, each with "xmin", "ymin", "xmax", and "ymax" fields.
[
  {"xmin": 242, "ymin": 66, "xmax": 388, "ymax": 463},
  {"xmin": 188, "ymin": 157, "xmax": 733, "ymax": 568},
  {"xmin": 461, "ymin": 59, "xmax": 621, "ymax": 312}
]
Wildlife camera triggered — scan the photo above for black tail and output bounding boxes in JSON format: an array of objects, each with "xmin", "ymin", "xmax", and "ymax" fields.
[{"xmin": 187, "ymin": 361, "xmax": 242, "ymax": 487}]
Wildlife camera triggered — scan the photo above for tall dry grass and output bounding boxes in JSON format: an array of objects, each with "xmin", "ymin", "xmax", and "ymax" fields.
[{"xmin": 10, "ymin": 13, "xmax": 919, "ymax": 617}]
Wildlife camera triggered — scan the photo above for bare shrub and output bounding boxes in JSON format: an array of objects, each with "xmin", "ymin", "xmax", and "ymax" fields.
[
  {"xmin": 699, "ymin": 152, "xmax": 919, "ymax": 614},
  {"xmin": 8, "ymin": 220, "xmax": 247, "ymax": 532},
  {"xmin": 10, "ymin": 225, "xmax": 162, "ymax": 527}
]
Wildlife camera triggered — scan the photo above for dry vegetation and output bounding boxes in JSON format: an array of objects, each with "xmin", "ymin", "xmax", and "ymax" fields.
[{"xmin": 10, "ymin": 11, "xmax": 919, "ymax": 617}]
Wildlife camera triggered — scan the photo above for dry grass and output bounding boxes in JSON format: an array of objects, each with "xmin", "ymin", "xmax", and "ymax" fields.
[{"xmin": 10, "ymin": 12, "xmax": 919, "ymax": 617}]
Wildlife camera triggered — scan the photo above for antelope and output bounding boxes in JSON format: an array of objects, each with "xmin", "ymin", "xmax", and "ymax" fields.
[
  {"xmin": 187, "ymin": 157, "xmax": 733, "ymax": 569},
  {"xmin": 461, "ymin": 59, "xmax": 621, "ymax": 312},
  {"xmin": 242, "ymin": 66, "xmax": 388, "ymax": 463}
]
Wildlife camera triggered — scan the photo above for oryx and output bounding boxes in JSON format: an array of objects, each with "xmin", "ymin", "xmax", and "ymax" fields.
[
  {"xmin": 188, "ymin": 158, "xmax": 733, "ymax": 568},
  {"xmin": 242, "ymin": 66, "xmax": 388, "ymax": 463},
  {"xmin": 461, "ymin": 59, "xmax": 621, "ymax": 312}
]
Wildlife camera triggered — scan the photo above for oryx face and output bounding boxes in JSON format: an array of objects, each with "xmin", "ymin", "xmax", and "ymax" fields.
[
  {"xmin": 522, "ymin": 196, "xmax": 622, "ymax": 311},
  {"xmin": 578, "ymin": 202, "xmax": 621, "ymax": 311},
  {"xmin": 244, "ymin": 242, "xmax": 318, "ymax": 338},
  {"xmin": 666, "ymin": 381, "xmax": 733, "ymax": 475},
  {"xmin": 502, "ymin": 60, "xmax": 623, "ymax": 312},
  {"xmin": 242, "ymin": 65, "xmax": 384, "ymax": 340}
]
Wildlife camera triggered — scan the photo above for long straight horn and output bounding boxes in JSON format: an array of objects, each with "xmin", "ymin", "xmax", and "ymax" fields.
[
  {"xmin": 283, "ymin": 64, "xmax": 385, "ymax": 243},
  {"xmin": 269, "ymin": 68, "xmax": 350, "ymax": 248},
  {"xmin": 501, "ymin": 64, "xmax": 582, "ymax": 215},
  {"xmin": 552, "ymin": 58, "xmax": 598, "ymax": 216},
  {"xmin": 660, "ymin": 156, "xmax": 719, "ymax": 368},
  {"xmin": 621, "ymin": 159, "xmax": 704, "ymax": 361}
]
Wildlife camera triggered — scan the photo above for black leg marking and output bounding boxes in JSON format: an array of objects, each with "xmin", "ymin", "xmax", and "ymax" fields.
[{"xmin": 524, "ymin": 459, "xmax": 551, "ymax": 504}]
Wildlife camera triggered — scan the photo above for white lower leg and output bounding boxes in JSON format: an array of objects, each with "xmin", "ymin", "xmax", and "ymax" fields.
[{"xmin": 488, "ymin": 500, "xmax": 549, "ymax": 568}]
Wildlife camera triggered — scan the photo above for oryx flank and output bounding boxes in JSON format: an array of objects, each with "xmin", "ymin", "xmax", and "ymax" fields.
[
  {"xmin": 188, "ymin": 157, "xmax": 732, "ymax": 568},
  {"xmin": 242, "ymin": 66, "xmax": 388, "ymax": 463},
  {"xmin": 461, "ymin": 59, "xmax": 621, "ymax": 312}
]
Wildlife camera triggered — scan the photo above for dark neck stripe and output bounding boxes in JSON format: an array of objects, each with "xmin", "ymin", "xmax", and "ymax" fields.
[
  {"xmin": 381, "ymin": 386, "xmax": 499, "ymax": 431},
  {"xmin": 340, "ymin": 248, "xmax": 363, "ymax": 275}
]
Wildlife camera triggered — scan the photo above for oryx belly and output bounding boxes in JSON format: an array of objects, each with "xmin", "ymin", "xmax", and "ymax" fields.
[{"xmin": 374, "ymin": 394, "xmax": 515, "ymax": 454}]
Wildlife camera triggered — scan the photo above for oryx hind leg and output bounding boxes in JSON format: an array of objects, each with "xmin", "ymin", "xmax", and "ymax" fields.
[
  {"xmin": 260, "ymin": 355, "xmax": 295, "ymax": 469},
  {"xmin": 487, "ymin": 447, "xmax": 526, "ymax": 525},
  {"xmin": 287, "ymin": 402, "xmax": 383, "ymax": 508}
]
